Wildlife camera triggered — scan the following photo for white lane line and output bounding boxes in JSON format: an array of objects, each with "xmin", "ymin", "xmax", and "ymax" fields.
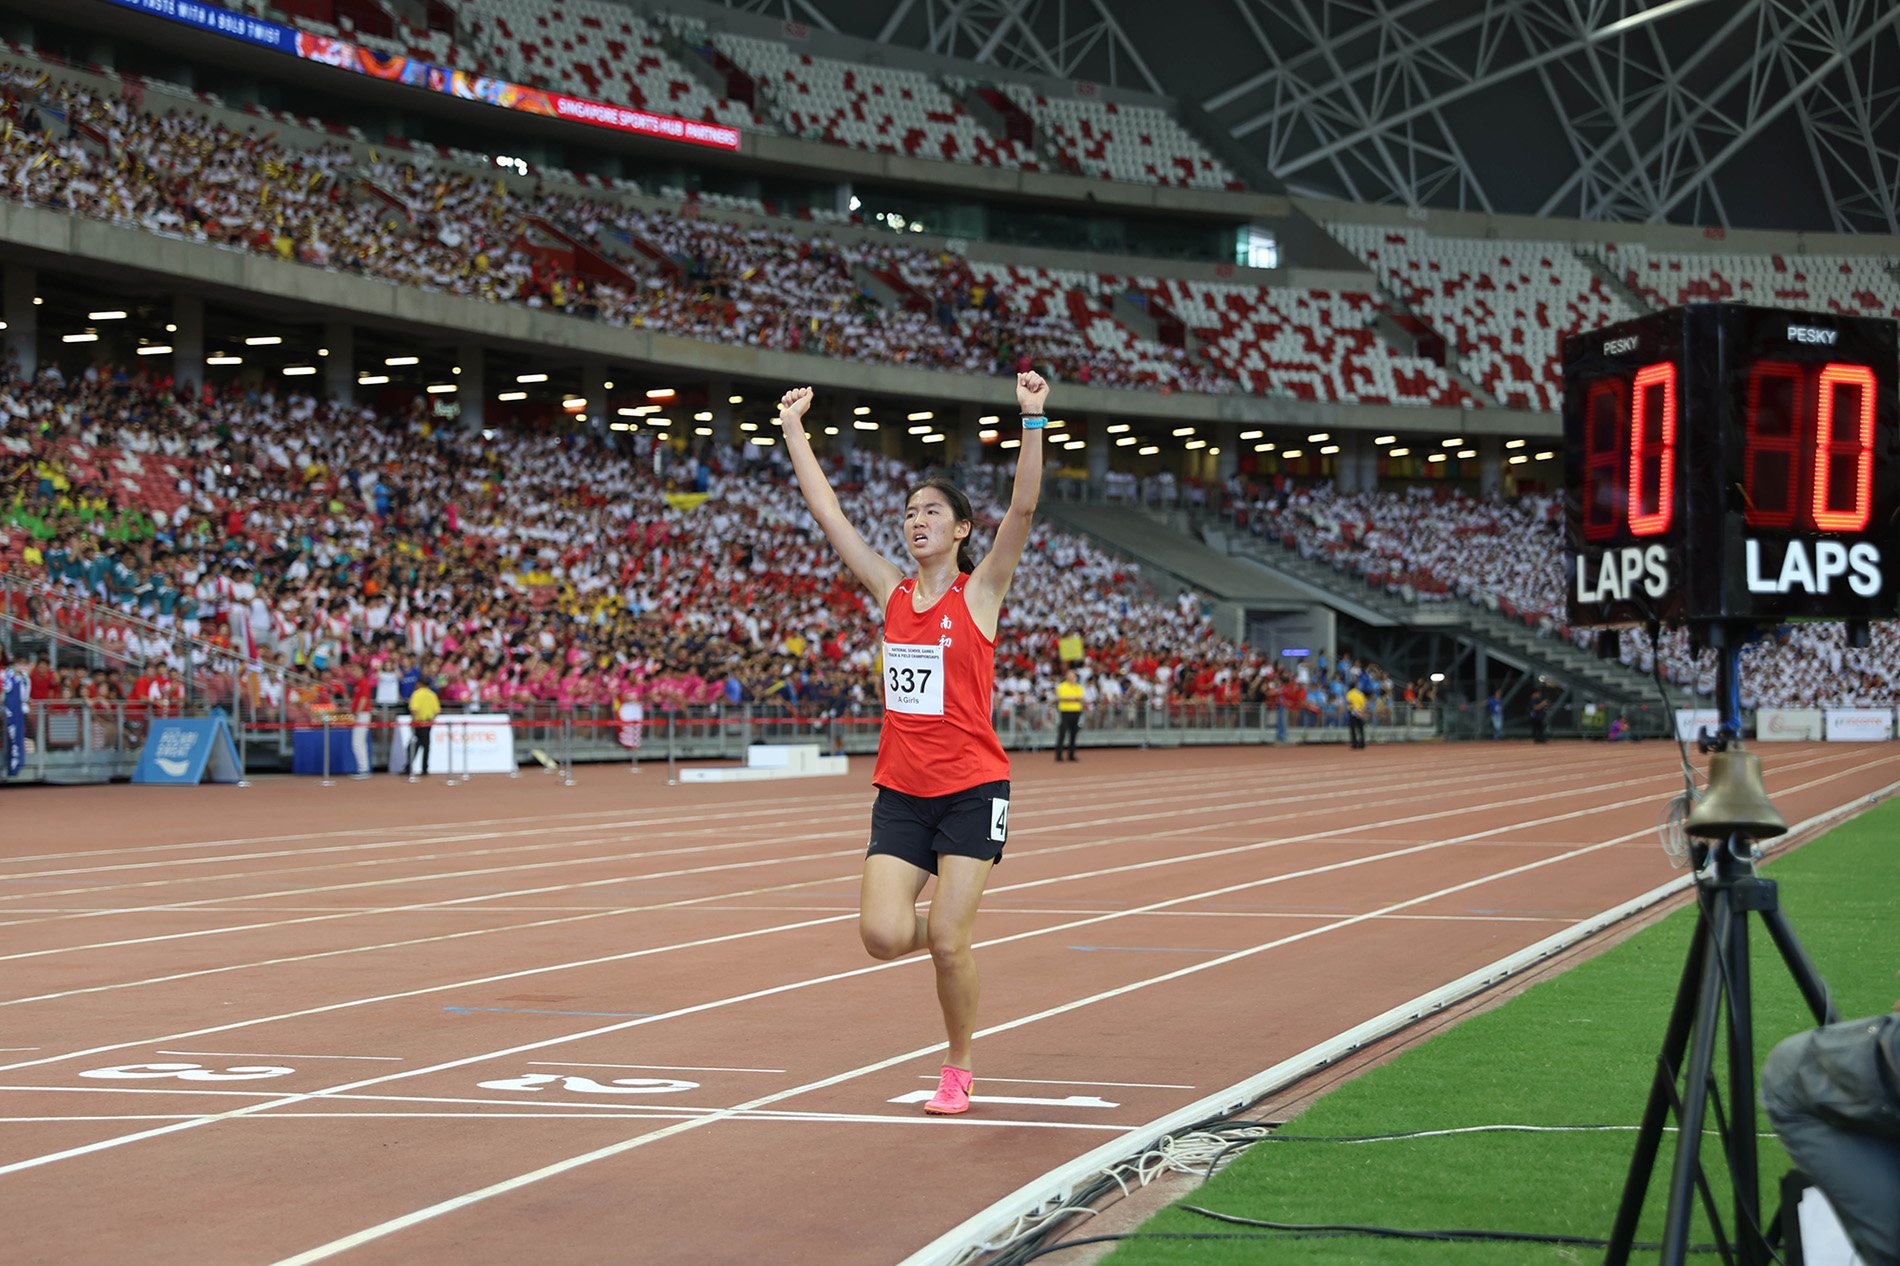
[
  {"xmin": 1, "ymin": 751, "xmax": 1867, "ymax": 1066},
  {"xmin": 917, "ymin": 1076, "xmax": 1195, "ymax": 1089},
  {"xmin": 156, "ymin": 1051, "xmax": 403, "ymax": 1062},
  {"xmin": 0, "ymin": 1111, "xmax": 1132, "ymax": 1131},
  {"xmin": 527, "ymin": 1062, "xmax": 785, "ymax": 1074}
]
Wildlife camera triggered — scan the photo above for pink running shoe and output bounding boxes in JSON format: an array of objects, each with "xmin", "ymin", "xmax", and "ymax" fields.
[{"xmin": 924, "ymin": 1065, "xmax": 973, "ymax": 1115}]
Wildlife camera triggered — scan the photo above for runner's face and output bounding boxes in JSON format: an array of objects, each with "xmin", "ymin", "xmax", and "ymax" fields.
[{"xmin": 903, "ymin": 489, "xmax": 967, "ymax": 563}]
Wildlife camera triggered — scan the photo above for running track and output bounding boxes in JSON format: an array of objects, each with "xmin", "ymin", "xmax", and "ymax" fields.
[{"xmin": 1, "ymin": 741, "xmax": 1892, "ymax": 1264}]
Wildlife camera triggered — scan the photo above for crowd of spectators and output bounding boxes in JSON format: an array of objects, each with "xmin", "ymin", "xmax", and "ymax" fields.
[
  {"xmin": 0, "ymin": 66, "xmax": 1249, "ymax": 398},
  {"xmin": 3, "ymin": 360, "xmax": 1360, "ymax": 729},
  {"xmin": 1238, "ymin": 483, "xmax": 1900, "ymax": 707}
]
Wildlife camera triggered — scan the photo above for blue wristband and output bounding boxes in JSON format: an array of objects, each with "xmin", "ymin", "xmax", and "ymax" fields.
[{"xmin": 1021, "ymin": 415, "xmax": 1047, "ymax": 430}]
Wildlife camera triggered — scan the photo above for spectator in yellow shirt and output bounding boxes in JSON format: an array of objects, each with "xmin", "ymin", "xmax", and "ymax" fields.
[
  {"xmin": 1054, "ymin": 668, "xmax": 1084, "ymax": 762},
  {"xmin": 1346, "ymin": 684, "xmax": 1369, "ymax": 750},
  {"xmin": 403, "ymin": 677, "xmax": 441, "ymax": 779}
]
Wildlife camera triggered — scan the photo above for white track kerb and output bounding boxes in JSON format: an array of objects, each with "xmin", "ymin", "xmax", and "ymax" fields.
[{"xmin": 898, "ymin": 787, "xmax": 1895, "ymax": 1266}]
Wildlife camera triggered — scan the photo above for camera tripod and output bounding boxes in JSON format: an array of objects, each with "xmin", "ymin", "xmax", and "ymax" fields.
[{"xmin": 1604, "ymin": 641, "xmax": 1838, "ymax": 1266}]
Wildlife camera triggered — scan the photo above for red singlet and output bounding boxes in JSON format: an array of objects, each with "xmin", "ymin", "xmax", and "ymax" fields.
[{"xmin": 873, "ymin": 575, "xmax": 1011, "ymax": 797}]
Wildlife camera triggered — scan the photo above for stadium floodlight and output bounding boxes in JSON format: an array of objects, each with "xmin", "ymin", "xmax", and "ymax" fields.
[
  {"xmin": 617, "ymin": 407, "xmax": 640, "ymax": 417},
  {"xmin": 1389, "ymin": 447, "xmax": 1410, "ymax": 456},
  {"xmin": 978, "ymin": 414, "xmax": 1000, "ymax": 425},
  {"xmin": 609, "ymin": 421, "xmax": 630, "ymax": 432},
  {"xmin": 822, "ymin": 426, "xmax": 837, "ymax": 436},
  {"xmin": 1509, "ymin": 454, "xmax": 1529, "ymax": 465},
  {"xmin": 729, "ymin": 395, "xmax": 744, "ymax": 404},
  {"xmin": 498, "ymin": 391, "xmax": 527, "ymax": 402},
  {"xmin": 1458, "ymin": 449, "xmax": 1477, "ymax": 459},
  {"xmin": 1321, "ymin": 445, "xmax": 1341, "ymax": 455},
  {"xmin": 516, "ymin": 373, "xmax": 549, "ymax": 383},
  {"xmin": 907, "ymin": 411, "xmax": 934, "ymax": 421},
  {"xmin": 854, "ymin": 420, "xmax": 878, "ymax": 431},
  {"xmin": 563, "ymin": 397, "xmax": 587, "ymax": 410},
  {"xmin": 1506, "ymin": 438, "xmax": 1527, "ymax": 449},
  {"xmin": 426, "ymin": 384, "xmax": 457, "ymax": 394},
  {"xmin": 358, "ymin": 374, "xmax": 389, "ymax": 385},
  {"xmin": 88, "ymin": 310, "xmax": 127, "ymax": 321},
  {"xmin": 1138, "ymin": 445, "xmax": 1159, "ymax": 455},
  {"xmin": 1046, "ymin": 419, "xmax": 1067, "ymax": 429},
  {"xmin": 922, "ymin": 434, "xmax": 946, "ymax": 444},
  {"xmin": 31, "ymin": 296, "xmax": 41, "ymax": 305},
  {"xmin": 854, "ymin": 406, "xmax": 872, "ymax": 415},
  {"xmin": 740, "ymin": 422, "xmax": 758, "ymax": 432},
  {"xmin": 694, "ymin": 411, "xmax": 713, "ymax": 421},
  {"xmin": 698, "ymin": 427, "xmax": 715, "ymax": 437},
  {"xmin": 164, "ymin": 322, "xmax": 176, "ymax": 332},
  {"xmin": 1534, "ymin": 450, "xmax": 1556, "ymax": 461},
  {"xmin": 647, "ymin": 418, "xmax": 672, "ymax": 427},
  {"xmin": 385, "ymin": 355, "xmax": 419, "ymax": 366},
  {"xmin": 283, "ymin": 366, "xmax": 317, "ymax": 377},
  {"xmin": 1116, "ymin": 437, "xmax": 1137, "ymax": 447},
  {"xmin": 1282, "ymin": 449, "xmax": 1303, "ymax": 459},
  {"xmin": 1442, "ymin": 435, "xmax": 1463, "ymax": 446},
  {"xmin": 1238, "ymin": 429, "xmax": 1262, "ymax": 440},
  {"xmin": 1374, "ymin": 434, "xmax": 1396, "ymax": 444},
  {"xmin": 1172, "ymin": 427, "xmax": 1195, "ymax": 437},
  {"xmin": 62, "ymin": 333, "xmax": 99, "ymax": 343},
  {"xmin": 1185, "ymin": 439, "xmax": 1207, "ymax": 450},
  {"xmin": 207, "ymin": 354, "xmax": 243, "ymax": 365},
  {"xmin": 751, "ymin": 436, "xmax": 777, "ymax": 446},
  {"xmin": 980, "ymin": 429, "xmax": 999, "ymax": 441},
  {"xmin": 1000, "ymin": 438, "xmax": 1021, "ymax": 449},
  {"xmin": 1253, "ymin": 442, "xmax": 1274, "ymax": 453},
  {"xmin": 246, "ymin": 336, "xmax": 283, "ymax": 346},
  {"xmin": 1426, "ymin": 452, "xmax": 1449, "ymax": 463},
  {"xmin": 136, "ymin": 344, "xmax": 171, "ymax": 356},
  {"xmin": 908, "ymin": 424, "xmax": 932, "ymax": 435},
  {"xmin": 318, "ymin": 348, "xmax": 329, "ymax": 357},
  {"xmin": 1307, "ymin": 432, "xmax": 1329, "ymax": 442},
  {"xmin": 1109, "ymin": 423, "xmax": 1133, "ymax": 435},
  {"xmin": 646, "ymin": 387, "xmax": 676, "ymax": 399}
]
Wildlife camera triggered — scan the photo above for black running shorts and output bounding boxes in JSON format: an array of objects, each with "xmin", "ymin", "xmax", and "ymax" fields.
[{"xmin": 867, "ymin": 779, "xmax": 1010, "ymax": 875}]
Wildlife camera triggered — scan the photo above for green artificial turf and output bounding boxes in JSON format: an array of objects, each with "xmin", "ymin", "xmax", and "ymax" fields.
[{"xmin": 1101, "ymin": 797, "xmax": 1900, "ymax": 1265}]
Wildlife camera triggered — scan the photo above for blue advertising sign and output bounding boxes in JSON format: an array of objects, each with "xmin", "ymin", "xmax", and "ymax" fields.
[
  {"xmin": 132, "ymin": 711, "xmax": 244, "ymax": 785},
  {"xmin": 101, "ymin": 0, "xmax": 297, "ymax": 53}
]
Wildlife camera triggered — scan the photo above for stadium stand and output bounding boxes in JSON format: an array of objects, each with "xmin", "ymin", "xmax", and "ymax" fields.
[
  {"xmin": 997, "ymin": 84, "xmax": 1240, "ymax": 191},
  {"xmin": 1117, "ymin": 275, "xmax": 1474, "ymax": 406},
  {"xmin": 707, "ymin": 31, "xmax": 1038, "ymax": 169},
  {"xmin": 1330, "ymin": 224, "xmax": 1640, "ymax": 410},
  {"xmin": 1601, "ymin": 242, "xmax": 1900, "ymax": 319}
]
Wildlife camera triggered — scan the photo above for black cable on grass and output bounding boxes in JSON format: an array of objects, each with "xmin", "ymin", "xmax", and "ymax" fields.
[{"xmin": 1179, "ymin": 1205, "xmax": 1726, "ymax": 1253}]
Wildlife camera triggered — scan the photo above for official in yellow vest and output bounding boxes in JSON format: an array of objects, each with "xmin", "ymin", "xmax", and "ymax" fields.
[
  {"xmin": 403, "ymin": 678, "xmax": 442, "ymax": 779},
  {"xmin": 1054, "ymin": 669, "xmax": 1084, "ymax": 762}
]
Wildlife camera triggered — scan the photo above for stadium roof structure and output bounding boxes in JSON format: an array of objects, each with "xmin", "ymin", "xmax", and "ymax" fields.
[{"xmin": 699, "ymin": 0, "xmax": 1900, "ymax": 235}]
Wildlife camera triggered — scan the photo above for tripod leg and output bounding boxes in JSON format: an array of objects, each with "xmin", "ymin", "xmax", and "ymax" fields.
[
  {"xmin": 1662, "ymin": 889, "xmax": 1734, "ymax": 1266},
  {"xmin": 1607, "ymin": 898, "xmax": 1713, "ymax": 1265},
  {"xmin": 1760, "ymin": 903, "xmax": 1838, "ymax": 1025},
  {"xmin": 1722, "ymin": 893, "xmax": 1765, "ymax": 1266}
]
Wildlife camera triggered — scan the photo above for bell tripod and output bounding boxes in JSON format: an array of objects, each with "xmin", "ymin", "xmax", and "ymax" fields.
[{"xmin": 1604, "ymin": 636, "xmax": 1838, "ymax": 1266}]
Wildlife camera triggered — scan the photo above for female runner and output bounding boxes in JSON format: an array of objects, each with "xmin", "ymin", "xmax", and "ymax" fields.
[{"xmin": 778, "ymin": 373, "xmax": 1047, "ymax": 1115}]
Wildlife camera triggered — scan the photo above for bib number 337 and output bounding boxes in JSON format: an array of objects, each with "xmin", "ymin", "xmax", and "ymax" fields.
[{"xmin": 883, "ymin": 641, "xmax": 945, "ymax": 716}]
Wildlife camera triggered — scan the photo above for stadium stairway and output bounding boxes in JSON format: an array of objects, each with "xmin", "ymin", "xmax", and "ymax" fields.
[
  {"xmin": 1208, "ymin": 517, "xmax": 1664, "ymax": 708},
  {"xmin": 1576, "ymin": 245, "xmax": 1657, "ymax": 318}
]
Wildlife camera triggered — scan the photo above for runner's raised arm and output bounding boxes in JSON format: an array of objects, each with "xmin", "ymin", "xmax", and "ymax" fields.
[{"xmin": 777, "ymin": 385, "xmax": 902, "ymax": 609}]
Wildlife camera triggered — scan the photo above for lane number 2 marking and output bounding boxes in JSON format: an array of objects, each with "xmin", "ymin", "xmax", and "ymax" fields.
[
  {"xmin": 81, "ymin": 1062, "xmax": 296, "ymax": 1081},
  {"xmin": 477, "ymin": 1073, "xmax": 699, "ymax": 1095}
]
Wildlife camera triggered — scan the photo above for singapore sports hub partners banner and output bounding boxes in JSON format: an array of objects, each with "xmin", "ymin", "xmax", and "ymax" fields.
[{"xmin": 100, "ymin": 0, "xmax": 742, "ymax": 152}]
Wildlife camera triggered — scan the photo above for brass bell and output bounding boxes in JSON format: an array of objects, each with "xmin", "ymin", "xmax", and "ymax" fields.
[{"xmin": 1685, "ymin": 750, "xmax": 1787, "ymax": 841}]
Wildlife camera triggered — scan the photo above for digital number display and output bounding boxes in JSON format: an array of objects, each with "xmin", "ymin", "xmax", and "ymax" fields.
[{"xmin": 1563, "ymin": 304, "xmax": 1899, "ymax": 628}]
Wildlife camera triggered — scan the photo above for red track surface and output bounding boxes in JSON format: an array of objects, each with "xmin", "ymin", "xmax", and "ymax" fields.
[{"xmin": 1, "ymin": 741, "xmax": 1893, "ymax": 1265}]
